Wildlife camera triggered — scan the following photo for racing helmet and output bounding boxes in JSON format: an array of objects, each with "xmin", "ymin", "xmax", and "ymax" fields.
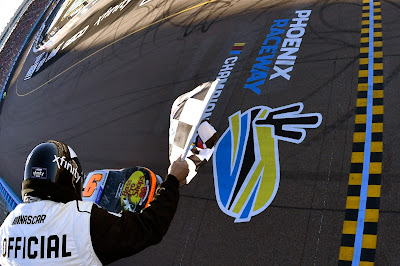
[{"xmin": 23, "ymin": 140, "xmax": 83, "ymax": 199}]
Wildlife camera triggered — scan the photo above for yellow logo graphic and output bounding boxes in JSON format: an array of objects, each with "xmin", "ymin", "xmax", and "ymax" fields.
[
  {"xmin": 121, "ymin": 171, "xmax": 147, "ymax": 212},
  {"xmin": 213, "ymin": 103, "xmax": 322, "ymax": 222}
]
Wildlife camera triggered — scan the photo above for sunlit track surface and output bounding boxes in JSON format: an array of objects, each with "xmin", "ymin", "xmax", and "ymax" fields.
[{"xmin": 1, "ymin": 0, "xmax": 400, "ymax": 264}]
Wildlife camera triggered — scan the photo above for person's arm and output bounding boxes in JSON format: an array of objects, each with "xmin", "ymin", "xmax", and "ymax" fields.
[{"xmin": 90, "ymin": 159, "xmax": 188, "ymax": 265}]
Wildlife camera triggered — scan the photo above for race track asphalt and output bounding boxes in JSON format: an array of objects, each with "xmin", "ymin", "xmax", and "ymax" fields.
[{"xmin": 1, "ymin": 0, "xmax": 400, "ymax": 264}]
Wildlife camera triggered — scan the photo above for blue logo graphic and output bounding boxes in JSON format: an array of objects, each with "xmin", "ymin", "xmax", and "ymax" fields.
[{"xmin": 213, "ymin": 103, "xmax": 322, "ymax": 222}]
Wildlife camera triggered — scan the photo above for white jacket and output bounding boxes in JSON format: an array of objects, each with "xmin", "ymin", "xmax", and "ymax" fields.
[{"xmin": 0, "ymin": 200, "xmax": 102, "ymax": 266}]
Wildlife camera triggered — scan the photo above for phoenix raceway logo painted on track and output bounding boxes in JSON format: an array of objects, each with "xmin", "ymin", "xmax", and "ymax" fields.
[
  {"xmin": 213, "ymin": 103, "xmax": 322, "ymax": 222},
  {"xmin": 244, "ymin": 10, "xmax": 312, "ymax": 95}
]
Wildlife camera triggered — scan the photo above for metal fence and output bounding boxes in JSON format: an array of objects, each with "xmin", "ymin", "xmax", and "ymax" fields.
[{"xmin": 0, "ymin": 177, "xmax": 22, "ymax": 212}]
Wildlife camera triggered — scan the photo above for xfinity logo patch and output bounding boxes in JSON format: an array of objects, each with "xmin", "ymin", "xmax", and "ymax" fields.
[
  {"xmin": 52, "ymin": 155, "xmax": 81, "ymax": 182},
  {"xmin": 31, "ymin": 167, "xmax": 47, "ymax": 179}
]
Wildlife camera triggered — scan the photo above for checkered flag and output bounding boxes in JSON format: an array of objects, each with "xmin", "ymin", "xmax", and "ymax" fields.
[{"xmin": 169, "ymin": 80, "xmax": 219, "ymax": 183}]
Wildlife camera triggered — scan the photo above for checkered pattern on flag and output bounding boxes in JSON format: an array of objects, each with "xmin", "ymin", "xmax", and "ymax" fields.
[{"xmin": 169, "ymin": 80, "xmax": 219, "ymax": 183}]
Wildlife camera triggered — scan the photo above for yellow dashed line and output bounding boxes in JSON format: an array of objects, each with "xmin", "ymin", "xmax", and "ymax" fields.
[
  {"xmin": 373, "ymin": 76, "xmax": 383, "ymax": 83},
  {"xmin": 373, "ymin": 90, "xmax": 383, "ymax": 98},
  {"xmin": 349, "ymin": 173, "xmax": 362, "ymax": 185},
  {"xmin": 346, "ymin": 196, "xmax": 361, "ymax": 209},
  {"xmin": 354, "ymin": 132, "xmax": 366, "ymax": 142},
  {"xmin": 365, "ymin": 209, "xmax": 379, "ymax": 222},
  {"xmin": 351, "ymin": 152, "xmax": 365, "ymax": 163},
  {"xmin": 367, "ymin": 185, "xmax": 381, "ymax": 197},
  {"xmin": 372, "ymin": 105, "xmax": 384, "ymax": 114},
  {"xmin": 369, "ymin": 162, "xmax": 382, "ymax": 174},
  {"xmin": 339, "ymin": 246, "xmax": 354, "ymax": 261},
  {"xmin": 371, "ymin": 142, "xmax": 383, "ymax": 152},
  {"xmin": 356, "ymin": 114, "xmax": 367, "ymax": 124},
  {"xmin": 371, "ymin": 123, "xmax": 383, "ymax": 132},
  {"xmin": 374, "ymin": 63, "xmax": 383, "ymax": 70},
  {"xmin": 362, "ymin": 234, "xmax": 377, "ymax": 249},
  {"xmin": 357, "ymin": 98, "xmax": 368, "ymax": 107},
  {"xmin": 343, "ymin": 221, "xmax": 358, "ymax": 234},
  {"xmin": 350, "ymin": 15, "xmax": 385, "ymax": 266},
  {"xmin": 359, "ymin": 70, "xmax": 368, "ymax": 77},
  {"xmin": 360, "ymin": 58, "xmax": 369, "ymax": 65},
  {"xmin": 374, "ymin": 51, "xmax": 383, "ymax": 58},
  {"xmin": 358, "ymin": 261, "xmax": 374, "ymax": 266},
  {"xmin": 358, "ymin": 83, "xmax": 368, "ymax": 91},
  {"xmin": 359, "ymin": 261, "xmax": 375, "ymax": 266}
]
